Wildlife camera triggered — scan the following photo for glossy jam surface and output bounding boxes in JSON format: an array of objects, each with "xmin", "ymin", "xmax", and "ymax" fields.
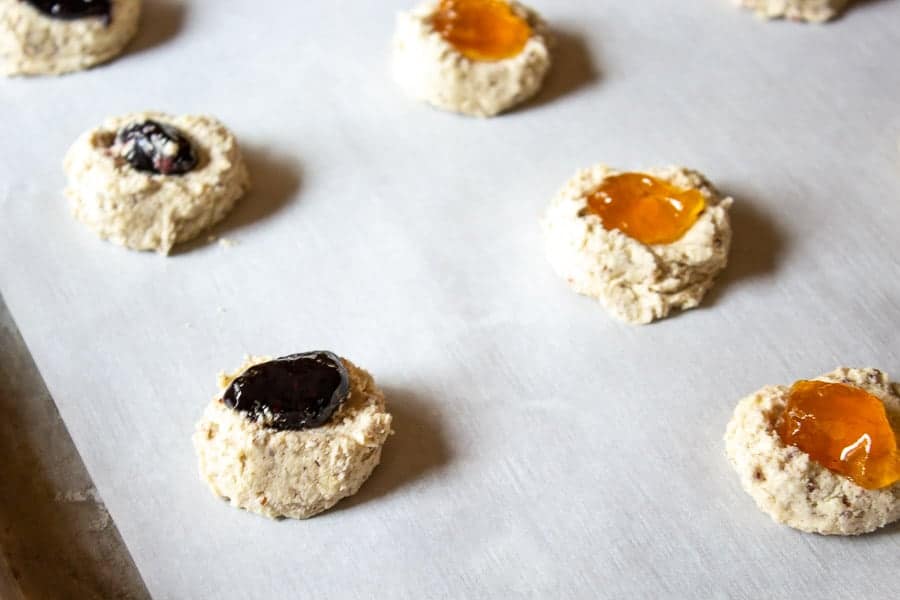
[
  {"xmin": 24, "ymin": 0, "xmax": 111, "ymax": 21},
  {"xmin": 776, "ymin": 380, "xmax": 900, "ymax": 490},
  {"xmin": 431, "ymin": 0, "xmax": 531, "ymax": 61},
  {"xmin": 586, "ymin": 173, "xmax": 706, "ymax": 245},
  {"xmin": 116, "ymin": 120, "xmax": 198, "ymax": 176},
  {"xmin": 223, "ymin": 352, "xmax": 350, "ymax": 431}
]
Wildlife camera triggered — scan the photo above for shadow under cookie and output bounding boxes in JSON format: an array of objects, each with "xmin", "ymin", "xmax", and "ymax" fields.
[
  {"xmin": 328, "ymin": 386, "xmax": 452, "ymax": 514},
  {"xmin": 171, "ymin": 146, "xmax": 301, "ymax": 255},
  {"xmin": 702, "ymin": 188, "xmax": 788, "ymax": 307},
  {"xmin": 126, "ymin": 0, "xmax": 187, "ymax": 57},
  {"xmin": 518, "ymin": 29, "xmax": 601, "ymax": 113}
]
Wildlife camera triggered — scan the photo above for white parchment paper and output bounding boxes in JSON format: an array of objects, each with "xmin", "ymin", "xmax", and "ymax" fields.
[{"xmin": 2, "ymin": 1, "xmax": 900, "ymax": 597}]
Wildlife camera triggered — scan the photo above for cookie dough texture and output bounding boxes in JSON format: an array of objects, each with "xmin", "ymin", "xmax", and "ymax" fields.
[
  {"xmin": 392, "ymin": 0, "xmax": 552, "ymax": 117},
  {"xmin": 193, "ymin": 356, "xmax": 393, "ymax": 520},
  {"xmin": 1, "ymin": 0, "xmax": 141, "ymax": 76},
  {"xmin": 725, "ymin": 368, "xmax": 900, "ymax": 535},
  {"xmin": 736, "ymin": 0, "xmax": 849, "ymax": 22},
  {"xmin": 64, "ymin": 111, "xmax": 250, "ymax": 254},
  {"xmin": 541, "ymin": 165, "xmax": 733, "ymax": 324}
]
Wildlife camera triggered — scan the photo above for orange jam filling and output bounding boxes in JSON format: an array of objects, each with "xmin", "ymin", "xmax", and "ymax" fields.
[
  {"xmin": 776, "ymin": 380, "xmax": 900, "ymax": 490},
  {"xmin": 585, "ymin": 173, "xmax": 706, "ymax": 245},
  {"xmin": 431, "ymin": 0, "xmax": 531, "ymax": 61}
]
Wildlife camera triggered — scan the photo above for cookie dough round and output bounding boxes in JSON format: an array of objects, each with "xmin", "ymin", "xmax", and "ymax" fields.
[
  {"xmin": 1, "ymin": 0, "xmax": 141, "ymax": 76},
  {"xmin": 735, "ymin": 0, "xmax": 849, "ymax": 22},
  {"xmin": 64, "ymin": 111, "xmax": 250, "ymax": 254},
  {"xmin": 725, "ymin": 367, "xmax": 900, "ymax": 535},
  {"xmin": 193, "ymin": 355, "xmax": 393, "ymax": 520},
  {"xmin": 392, "ymin": 0, "xmax": 552, "ymax": 117},
  {"xmin": 541, "ymin": 165, "xmax": 733, "ymax": 324}
]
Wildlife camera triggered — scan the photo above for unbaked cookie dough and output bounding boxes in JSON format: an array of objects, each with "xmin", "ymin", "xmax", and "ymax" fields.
[
  {"xmin": 541, "ymin": 165, "xmax": 733, "ymax": 324},
  {"xmin": 725, "ymin": 367, "xmax": 900, "ymax": 535},
  {"xmin": 193, "ymin": 352, "xmax": 393, "ymax": 520},
  {"xmin": 392, "ymin": 0, "xmax": 552, "ymax": 117},
  {"xmin": 735, "ymin": 0, "xmax": 850, "ymax": 22},
  {"xmin": 64, "ymin": 111, "xmax": 250, "ymax": 254},
  {"xmin": 1, "ymin": 0, "xmax": 141, "ymax": 76}
]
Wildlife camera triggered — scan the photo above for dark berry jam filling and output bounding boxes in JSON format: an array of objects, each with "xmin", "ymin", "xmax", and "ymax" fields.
[
  {"xmin": 115, "ymin": 120, "xmax": 198, "ymax": 176},
  {"xmin": 223, "ymin": 352, "xmax": 351, "ymax": 431},
  {"xmin": 24, "ymin": 0, "xmax": 111, "ymax": 22}
]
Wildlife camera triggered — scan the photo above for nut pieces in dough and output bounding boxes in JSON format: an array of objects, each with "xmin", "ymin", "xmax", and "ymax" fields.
[
  {"xmin": 193, "ymin": 355, "xmax": 393, "ymax": 520},
  {"xmin": 64, "ymin": 111, "xmax": 250, "ymax": 255},
  {"xmin": 725, "ymin": 367, "xmax": 900, "ymax": 535},
  {"xmin": 1, "ymin": 0, "xmax": 141, "ymax": 76},
  {"xmin": 541, "ymin": 165, "xmax": 733, "ymax": 324},
  {"xmin": 392, "ymin": 0, "xmax": 552, "ymax": 117},
  {"xmin": 735, "ymin": 0, "xmax": 850, "ymax": 22}
]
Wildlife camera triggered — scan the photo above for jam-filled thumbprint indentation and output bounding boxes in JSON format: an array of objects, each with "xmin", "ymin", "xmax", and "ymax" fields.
[
  {"xmin": 777, "ymin": 380, "xmax": 900, "ymax": 490},
  {"xmin": 586, "ymin": 173, "xmax": 706, "ymax": 245},
  {"xmin": 431, "ymin": 0, "xmax": 531, "ymax": 61},
  {"xmin": 223, "ymin": 352, "xmax": 351, "ymax": 431},
  {"xmin": 24, "ymin": 0, "xmax": 112, "ymax": 22},
  {"xmin": 115, "ymin": 120, "xmax": 198, "ymax": 176}
]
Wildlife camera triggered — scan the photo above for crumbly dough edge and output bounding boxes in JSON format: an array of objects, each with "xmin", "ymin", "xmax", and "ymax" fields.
[
  {"xmin": 63, "ymin": 111, "xmax": 250, "ymax": 255},
  {"xmin": 392, "ymin": 0, "xmax": 553, "ymax": 117},
  {"xmin": 193, "ymin": 355, "xmax": 393, "ymax": 520},
  {"xmin": 541, "ymin": 164, "xmax": 733, "ymax": 324},
  {"xmin": 735, "ymin": 0, "xmax": 850, "ymax": 22},
  {"xmin": 0, "ymin": 0, "xmax": 141, "ymax": 76},
  {"xmin": 724, "ymin": 367, "xmax": 900, "ymax": 535}
]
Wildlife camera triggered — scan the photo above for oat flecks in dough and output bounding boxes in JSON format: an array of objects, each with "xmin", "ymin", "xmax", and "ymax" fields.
[
  {"xmin": 0, "ymin": 0, "xmax": 141, "ymax": 76},
  {"xmin": 735, "ymin": 0, "xmax": 850, "ymax": 22},
  {"xmin": 724, "ymin": 367, "xmax": 900, "ymax": 535},
  {"xmin": 64, "ymin": 111, "xmax": 251, "ymax": 255},
  {"xmin": 391, "ymin": 0, "xmax": 552, "ymax": 117},
  {"xmin": 541, "ymin": 165, "xmax": 733, "ymax": 325},
  {"xmin": 193, "ymin": 356, "xmax": 393, "ymax": 520}
]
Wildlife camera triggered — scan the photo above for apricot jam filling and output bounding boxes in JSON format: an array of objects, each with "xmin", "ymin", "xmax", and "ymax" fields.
[
  {"xmin": 431, "ymin": 0, "xmax": 531, "ymax": 61},
  {"xmin": 585, "ymin": 173, "xmax": 706, "ymax": 245},
  {"xmin": 776, "ymin": 380, "xmax": 900, "ymax": 490}
]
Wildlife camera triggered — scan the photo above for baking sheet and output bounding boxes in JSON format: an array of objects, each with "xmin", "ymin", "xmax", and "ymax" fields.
[{"xmin": 2, "ymin": 0, "xmax": 900, "ymax": 597}]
